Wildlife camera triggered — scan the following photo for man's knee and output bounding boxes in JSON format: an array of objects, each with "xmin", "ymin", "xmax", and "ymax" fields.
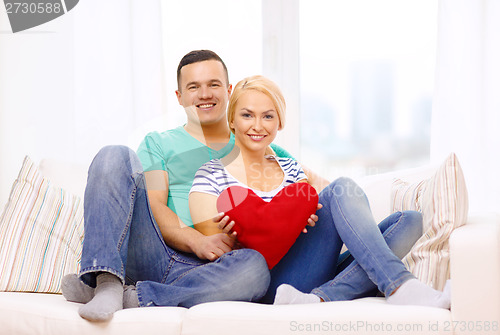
[
  {"xmin": 221, "ymin": 249, "xmax": 271, "ymax": 301},
  {"xmin": 90, "ymin": 145, "xmax": 142, "ymax": 176}
]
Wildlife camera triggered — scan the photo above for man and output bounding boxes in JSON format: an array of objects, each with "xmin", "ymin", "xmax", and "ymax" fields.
[{"xmin": 62, "ymin": 50, "xmax": 320, "ymax": 321}]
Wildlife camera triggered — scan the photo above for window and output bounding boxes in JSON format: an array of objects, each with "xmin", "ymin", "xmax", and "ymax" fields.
[{"xmin": 299, "ymin": 0, "xmax": 437, "ymax": 179}]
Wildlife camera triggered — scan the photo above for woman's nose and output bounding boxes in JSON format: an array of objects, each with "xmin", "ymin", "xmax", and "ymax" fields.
[{"xmin": 252, "ymin": 118, "xmax": 263, "ymax": 131}]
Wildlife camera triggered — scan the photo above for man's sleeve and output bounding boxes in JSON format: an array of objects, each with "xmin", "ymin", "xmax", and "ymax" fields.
[
  {"xmin": 136, "ymin": 132, "xmax": 167, "ymax": 172},
  {"xmin": 270, "ymin": 143, "xmax": 295, "ymax": 160}
]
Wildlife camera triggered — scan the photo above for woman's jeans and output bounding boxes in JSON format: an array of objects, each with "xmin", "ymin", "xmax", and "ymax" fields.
[
  {"xmin": 262, "ymin": 177, "xmax": 422, "ymax": 303},
  {"xmin": 79, "ymin": 146, "xmax": 270, "ymax": 307}
]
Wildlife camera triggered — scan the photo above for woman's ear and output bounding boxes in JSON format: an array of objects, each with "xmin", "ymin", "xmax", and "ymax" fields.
[{"xmin": 230, "ymin": 121, "xmax": 234, "ymax": 129}]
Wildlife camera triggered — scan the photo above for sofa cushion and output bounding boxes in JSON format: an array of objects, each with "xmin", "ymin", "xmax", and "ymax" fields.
[
  {"xmin": 392, "ymin": 153, "xmax": 468, "ymax": 290},
  {"xmin": 0, "ymin": 156, "xmax": 84, "ymax": 293},
  {"xmin": 0, "ymin": 292, "xmax": 186, "ymax": 335},
  {"xmin": 182, "ymin": 300, "xmax": 451, "ymax": 335}
]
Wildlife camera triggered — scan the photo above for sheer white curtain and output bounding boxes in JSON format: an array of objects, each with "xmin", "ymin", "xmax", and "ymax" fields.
[
  {"xmin": 72, "ymin": 0, "xmax": 166, "ymax": 161},
  {"xmin": 0, "ymin": 0, "xmax": 165, "ymax": 206},
  {"xmin": 431, "ymin": 0, "xmax": 500, "ymax": 213}
]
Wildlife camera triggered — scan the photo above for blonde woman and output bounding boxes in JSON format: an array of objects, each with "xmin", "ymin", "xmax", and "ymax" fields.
[{"xmin": 189, "ymin": 75, "xmax": 450, "ymax": 308}]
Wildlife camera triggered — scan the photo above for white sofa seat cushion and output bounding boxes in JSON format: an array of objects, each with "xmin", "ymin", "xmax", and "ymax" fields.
[
  {"xmin": 0, "ymin": 292, "xmax": 186, "ymax": 335},
  {"xmin": 181, "ymin": 299, "xmax": 451, "ymax": 335}
]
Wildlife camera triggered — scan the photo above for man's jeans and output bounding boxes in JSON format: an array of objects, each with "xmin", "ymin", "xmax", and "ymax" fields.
[
  {"xmin": 79, "ymin": 146, "xmax": 270, "ymax": 307},
  {"xmin": 263, "ymin": 178, "xmax": 421, "ymax": 303}
]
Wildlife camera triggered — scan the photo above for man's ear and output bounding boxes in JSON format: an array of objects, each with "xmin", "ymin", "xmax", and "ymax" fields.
[
  {"xmin": 175, "ymin": 90, "xmax": 182, "ymax": 105},
  {"xmin": 227, "ymin": 84, "xmax": 233, "ymax": 97}
]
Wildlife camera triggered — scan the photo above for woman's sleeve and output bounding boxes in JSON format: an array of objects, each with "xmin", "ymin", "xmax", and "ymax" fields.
[
  {"xmin": 292, "ymin": 160, "xmax": 308, "ymax": 182},
  {"xmin": 190, "ymin": 162, "xmax": 221, "ymax": 197}
]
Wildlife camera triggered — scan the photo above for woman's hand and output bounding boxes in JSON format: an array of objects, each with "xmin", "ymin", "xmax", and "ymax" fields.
[
  {"xmin": 213, "ymin": 212, "xmax": 243, "ymax": 249},
  {"xmin": 302, "ymin": 203, "xmax": 323, "ymax": 233},
  {"xmin": 213, "ymin": 212, "xmax": 236, "ymax": 234}
]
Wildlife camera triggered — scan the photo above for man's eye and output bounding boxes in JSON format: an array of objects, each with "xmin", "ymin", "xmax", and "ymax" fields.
[
  {"xmin": 211, "ymin": 83, "xmax": 220, "ymax": 88},
  {"xmin": 188, "ymin": 86, "xmax": 197, "ymax": 90}
]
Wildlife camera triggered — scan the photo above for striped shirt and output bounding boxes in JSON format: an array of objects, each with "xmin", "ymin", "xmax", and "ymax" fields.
[{"xmin": 190, "ymin": 156, "xmax": 307, "ymax": 201}]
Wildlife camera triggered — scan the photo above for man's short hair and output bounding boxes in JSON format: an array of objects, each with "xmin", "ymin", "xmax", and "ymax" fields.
[{"xmin": 176, "ymin": 50, "xmax": 229, "ymax": 90}]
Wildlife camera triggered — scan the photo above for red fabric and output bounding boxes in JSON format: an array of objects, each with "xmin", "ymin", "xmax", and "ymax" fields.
[{"xmin": 216, "ymin": 183, "xmax": 319, "ymax": 269}]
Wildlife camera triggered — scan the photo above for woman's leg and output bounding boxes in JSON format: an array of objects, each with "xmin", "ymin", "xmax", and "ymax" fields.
[
  {"xmin": 309, "ymin": 177, "xmax": 415, "ymax": 300},
  {"xmin": 275, "ymin": 178, "xmax": 449, "ymax": 308},
  {"xmin": 313, "ymin": 210, "xmax": 422, "ymax": 301},
  {"xmin": 264, "ymin": 179, "xmax": 421, "ymax": 303}
]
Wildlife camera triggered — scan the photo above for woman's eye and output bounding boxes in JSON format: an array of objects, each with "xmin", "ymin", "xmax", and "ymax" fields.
[{"xmin": 264, "ymin": 114, "xmax": 274, "ymax": 119}]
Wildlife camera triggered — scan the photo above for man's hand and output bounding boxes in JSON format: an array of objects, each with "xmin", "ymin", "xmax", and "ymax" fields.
[{"xmin": 192, "ymin": 233, "xmax": 237, "ymax": 261}]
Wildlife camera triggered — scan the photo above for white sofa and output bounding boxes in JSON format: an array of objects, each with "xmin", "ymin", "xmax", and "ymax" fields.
[{"xmin": 1, "ymin": 159, "xmax": 499, "ymax": 335}]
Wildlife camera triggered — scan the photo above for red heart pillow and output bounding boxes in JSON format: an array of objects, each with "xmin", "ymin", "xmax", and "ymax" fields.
[{"xmin": 216, "ymin": 182, "xmax": 319, "ymax": 269}]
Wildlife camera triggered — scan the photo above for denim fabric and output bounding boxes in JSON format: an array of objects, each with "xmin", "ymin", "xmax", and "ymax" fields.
[
  {"xmin": 262, "ymin": 177, "xmax": 421, "ymax": 303},
  {"xmin": 80, "ymin": 145, "xmax": 270, "ymax": 307}
]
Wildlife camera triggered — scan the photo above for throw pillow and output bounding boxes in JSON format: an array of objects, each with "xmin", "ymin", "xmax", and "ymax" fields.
[
  {"xmin": 216, "ymin": 183, "xmax": 319, "ymax": 269},
  {"xmin": 0, "ymin": 156, "xmax": 84, "ymax": 293},
  {"xmin": 391, "ymin": 153, "xmax": 468, "ymax": 290}
]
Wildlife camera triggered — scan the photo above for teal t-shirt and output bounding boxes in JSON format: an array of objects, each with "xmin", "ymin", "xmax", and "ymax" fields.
[{"xmin": 136, "ymin": 126, "xmax": 294, "ymax": 227}]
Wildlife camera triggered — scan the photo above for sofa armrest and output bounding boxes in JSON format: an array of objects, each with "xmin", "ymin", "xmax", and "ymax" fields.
[{"xmin": 450, "ymin": 214, "xmax": 500, "ymax": 335}]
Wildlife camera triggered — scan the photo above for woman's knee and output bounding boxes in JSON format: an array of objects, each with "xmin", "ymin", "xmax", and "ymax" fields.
[
  {"xmin": 325, "ymin": 177, "xmax": 359, "ymax": 195},
  {"xmin": 320, "ymin": 177, "xmax": 367, "ymax": 205},
  {"xmin": 400, "ymin": 210, "xmax": 423, "ymax": 237}
]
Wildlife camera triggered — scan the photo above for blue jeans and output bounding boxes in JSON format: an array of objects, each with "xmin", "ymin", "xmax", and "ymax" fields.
[
  {"xmin": 262, "ymin": 177, "xmax": 421, "ymax": 303},
  {"xmin": 79, "ymin": 145, "xmax": 270, "ymax": 307}
]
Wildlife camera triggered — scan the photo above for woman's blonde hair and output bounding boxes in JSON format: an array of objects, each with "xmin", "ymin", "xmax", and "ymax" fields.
[{"xmin": 227, "ymin": 75, "xmax": 286, "ymax": 133}]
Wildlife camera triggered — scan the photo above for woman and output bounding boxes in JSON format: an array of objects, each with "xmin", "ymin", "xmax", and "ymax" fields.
[{"xmin": 189, "ymin": 75, "xmax": 450, "ymax": 308}]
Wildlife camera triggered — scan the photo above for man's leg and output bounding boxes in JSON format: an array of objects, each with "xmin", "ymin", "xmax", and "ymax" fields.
[
  {"xmin": 136, "ymin": 248, "xmax": 270, "ymax": 308},
  {"xmin": 68, "ymin": 146, "xmax": 269, "ymax": 318},
  {"xmin": 75, "ymin": 145, "xmax": 166, "ymax": 321}
]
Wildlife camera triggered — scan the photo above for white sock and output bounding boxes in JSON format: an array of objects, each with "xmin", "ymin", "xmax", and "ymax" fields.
[
  {"xmin": 386, "ymin": 279, "xmax": 451, "ymax": 309},
  {"xmin": 274, "ymin": 284, "xmax": 321, "ymax": 305}
]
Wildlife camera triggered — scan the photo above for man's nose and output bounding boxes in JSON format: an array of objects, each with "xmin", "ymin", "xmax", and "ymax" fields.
[{"xmin": 199, "ymin": 86, "xmax": 212, "ymax": 99}]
